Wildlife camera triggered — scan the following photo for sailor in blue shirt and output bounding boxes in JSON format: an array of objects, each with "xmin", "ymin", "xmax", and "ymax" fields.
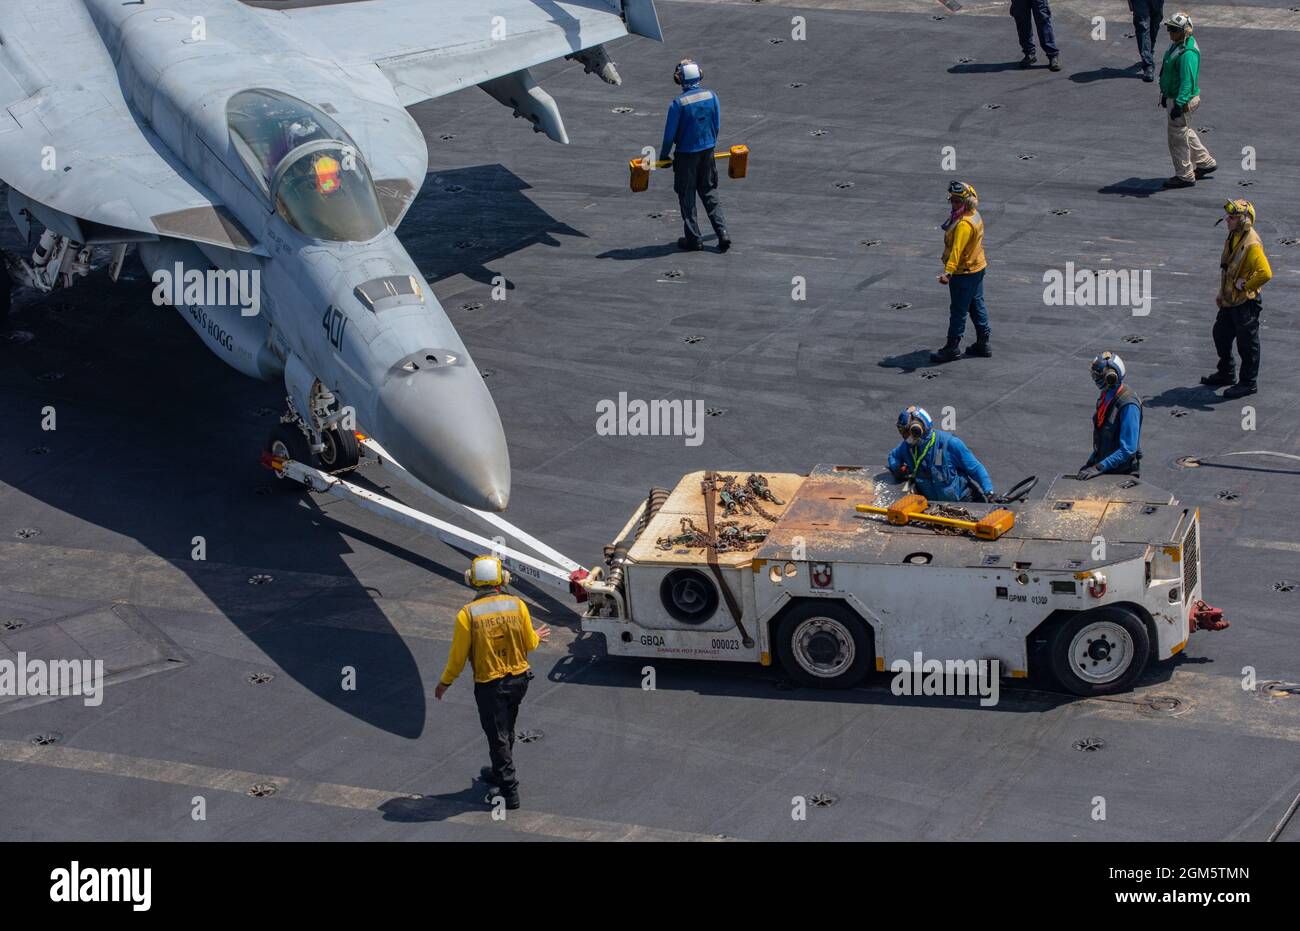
[
  {"xmin": 661, "ymin": 59, "xmax": 730, "ymax": 252},
  {"xmin": 887, "ymin": 406, "xmax": 995, "ymax": 503},
  {"xmin": 1078, "ymin": 352, "xmax": 1143, "ymax": 479}
]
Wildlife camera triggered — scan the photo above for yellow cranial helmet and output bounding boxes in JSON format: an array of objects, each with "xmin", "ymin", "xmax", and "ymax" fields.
[
  {"xmin": 465, "ymin": 554, "xmax": 511, "ymax": 588},
  {"xmin": 1224, "ymin": 199, "xmax": 1256, "ymax": 224},
  {"xmin": 947, "ymin": 180, "xmax": 976, "ymax": 201}
]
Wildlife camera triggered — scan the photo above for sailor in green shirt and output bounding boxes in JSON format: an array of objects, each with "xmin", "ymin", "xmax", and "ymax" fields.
[{"xmin": 1159, "ymin": 11, "xmax": 1216, "ymax": 188}]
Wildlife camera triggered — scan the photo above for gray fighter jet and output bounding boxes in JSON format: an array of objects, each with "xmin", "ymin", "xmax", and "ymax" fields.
[{"xmin": 0, "ymin": 0, "xmax": 661, "ymax": 511}]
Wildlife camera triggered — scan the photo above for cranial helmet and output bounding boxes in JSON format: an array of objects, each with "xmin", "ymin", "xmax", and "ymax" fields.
[
  {"xmin": 674, "ymin": 59, "xmax": 702, "ymax": 86},
  {"xmin": 1089, "ymin": 351, "xmax": 1126, "ymax": 390},
  {"xmin": 1224, "ymin": 199, "xmax": 1256, "ymax": 226},
  {"xmin": 896, "ymin": 405, "xmax": 933, "ymax": 446},
  {"xmin": 1164, "ymin": 11, "xmax": 1192, "ymax": 32},
  {"xmin": 465, "ymin": 554, "xmax": 511, "ymax": 589},
  {"xmin": 947, "ymin": 179, "xmax": 978, "ymax": 208}
]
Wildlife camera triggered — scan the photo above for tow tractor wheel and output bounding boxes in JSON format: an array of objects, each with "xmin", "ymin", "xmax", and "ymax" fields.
[
  {"xmin": 775, "ymin": 601, "xmax": 873, "ymax": 689},
  {"xmin": 318, "ymin": 427, "xmax": 360, "ymax": 473},
  {"xmin": 1049, "ymin": 606, "xmax": 1150, "ymax": 696}
]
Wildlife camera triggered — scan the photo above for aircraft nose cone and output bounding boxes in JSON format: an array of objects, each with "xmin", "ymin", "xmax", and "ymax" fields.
[{"xmin": 373, "ymin": 362, "xmax": 511, "ymax": 512}]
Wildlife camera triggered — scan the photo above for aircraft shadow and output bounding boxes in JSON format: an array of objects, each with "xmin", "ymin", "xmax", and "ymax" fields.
[
  {"xmin": 407, "ymin": 164, "xmax": 587, "ymax": 287},
  {"xmin": 0, "ymin": 250, "xmax": 434, "ymax": 736}
]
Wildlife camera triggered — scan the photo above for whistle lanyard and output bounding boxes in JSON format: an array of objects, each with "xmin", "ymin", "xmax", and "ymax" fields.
[{"xmin": 911, "ymin": 432, "xmax": 936, "ymax": 476}]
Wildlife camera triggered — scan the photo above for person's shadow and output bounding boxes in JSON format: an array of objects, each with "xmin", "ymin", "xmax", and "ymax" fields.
[
  {"xmin": 1069, "ymin": 65, "xmax": 1144, "ymax": 84},
  {"xmin": 947, "ymin": 61, "xmax": 1030, "ymax": 74},
  {"xmin": 379, "ymin": 783, "xmax": 489, "ymax": 822},
  {"xmin": 1145, "ymin": 384, "xmax": 1228, "ymax": 413},
  {"xmin": 596, "ymin": 242, "xmax": 692, "ymax": 261},
  {"xmin": 879, "ymin": 349, "xmax": 941, "ymax": 373},
  {"xmin": 1098, "ymin": 177, "xmax": 1168, "ymax": 198}
]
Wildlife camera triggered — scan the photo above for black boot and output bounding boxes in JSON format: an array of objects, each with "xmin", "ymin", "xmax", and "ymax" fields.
[
  {"xmin": 677, "ymin": 237, "xmax": 702, "ymax": 252},
  {"xmin": 483, "ymin": 788, "xmax": 521, "ymax": 810},
  {"xmin": 964, "ymin": 337, "xmax": 992, "ymax": 358},
  {"xmin": 930, "ymin": 338, "xmax": 961, "ymax": 364},
  {"xmin": 1019, "ymin": 53, "xmax": 1037, "ymax": 68},
  {"xmin": 1200, "ymin": 370, "xmax": 1235, "ymax": 387},
  {"xmin": 716, "ymin": 233, "xmax": 731, "ymax": 253},
  {"xmin": 479, "ymin": 766, "xmax": 502, "ymax": 786}
]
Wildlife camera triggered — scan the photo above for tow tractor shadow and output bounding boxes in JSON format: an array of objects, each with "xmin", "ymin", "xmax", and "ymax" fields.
[
  {"xmin": 546, "ymin": 635, "xmax": 1190, "ymax": 713},
  {"xmin": 407, "ymin": 164, "xmax": 587, "ymax": 287}
]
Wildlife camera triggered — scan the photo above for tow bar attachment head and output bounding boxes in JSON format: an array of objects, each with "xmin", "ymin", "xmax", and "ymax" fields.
[{"xmin": 1191, "ymin": 599, "xmax": 1229, "ymax": 632}]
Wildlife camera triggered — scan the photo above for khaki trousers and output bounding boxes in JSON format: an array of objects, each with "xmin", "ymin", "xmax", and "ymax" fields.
[{"xmin": 1166, "ymin": 95, "xmax": 1214, "ymax": 181}]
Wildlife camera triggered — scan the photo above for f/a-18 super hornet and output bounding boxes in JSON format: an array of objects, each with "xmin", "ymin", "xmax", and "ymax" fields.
[{"xmin": 0, "ymin": 0, "xmax": 661, "ymax": 510}]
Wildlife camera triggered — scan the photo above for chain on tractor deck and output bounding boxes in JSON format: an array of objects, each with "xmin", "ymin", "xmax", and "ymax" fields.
[{"xmin": 654, "ymin": 473, "xmax": 784, "ymax": 553}]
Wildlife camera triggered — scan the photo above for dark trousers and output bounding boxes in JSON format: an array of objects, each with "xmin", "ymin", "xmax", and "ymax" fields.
[
  {"xmin": 1011, "ymin": 0, "xmax": 1059, "ymax": 58},
  {"xmin": 474, "ymin": 671, "xmax": 530, "ymax": 798},
  {"xmin": 1130, "ymin": 0, "xmax": 1164, "ymax": 68},
  {"xmin": 673, "ymin": 148, "xmax": 728, "ymax": 244},
  {"xmin": 1213, "ymin": 299, "xmax": 1262, "ymax": 388},
  {"xmin": 947, "ymin": 269, "xmax": 990, "ymax": 341}
]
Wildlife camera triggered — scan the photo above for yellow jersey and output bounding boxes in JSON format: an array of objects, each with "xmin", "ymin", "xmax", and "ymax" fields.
[
  {"xmin": 942, "ymin": 211, "xmax": 987, "ymax": 275},
  {"xmin": 440, "ymin": 593, "xmax": 540, "ymax": 685}
]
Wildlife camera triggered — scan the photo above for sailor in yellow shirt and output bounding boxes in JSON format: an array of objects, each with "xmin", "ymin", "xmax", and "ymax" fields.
[
  {"xmin": 435, "ymin": 554, "xmax": 550, "ymax": 810},
  {"xmin": 931, "ymin": 180, "xmax": 991, "ymax": 364},
  {"xmin": 1200, "ymin": 199, "xmax": 1272, "ymax": 399}
]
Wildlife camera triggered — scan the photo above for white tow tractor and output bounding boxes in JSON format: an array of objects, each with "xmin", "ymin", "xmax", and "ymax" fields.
[
  {"xmin": 580, "ymin": 464, "xmax": 1229, "ymax": 696},
  {"xmin": 265, "ymin": 448, "xmax": 1228, "ymax": 698}
]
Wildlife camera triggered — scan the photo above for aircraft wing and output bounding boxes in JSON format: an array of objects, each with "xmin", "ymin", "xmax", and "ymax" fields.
[
  {"xmin": 248, "ymin": 0, "xmax": 663, "ymax": 108},
  {"xmin": 0, "ymin": 3, "xmax": 259, "ymax": 252}
]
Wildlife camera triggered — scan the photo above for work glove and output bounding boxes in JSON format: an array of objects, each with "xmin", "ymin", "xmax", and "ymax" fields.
[
  {"xmin": 1170, "ymin": 103, "xmax": 1183, "ymax": 119},
  {"xmin": 1159, "ymin": 95, "xmax": 1167, "ymax": 108},
  {"xmin": 1076, "ymin": 467, "xmax": 1099, "ymax": 481}
]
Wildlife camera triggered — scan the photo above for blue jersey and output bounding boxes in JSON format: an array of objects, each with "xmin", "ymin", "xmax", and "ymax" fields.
[
  {"xmin": 887, "ymin": 430, "xmax": 994, "ymax": 503},
  {"xmin": 661, "ymin": 84, "xmax": 720, "ymax": 158}
]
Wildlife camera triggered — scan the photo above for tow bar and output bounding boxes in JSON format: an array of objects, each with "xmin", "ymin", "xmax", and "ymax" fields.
[{"xmin": 262, "ymin": 434, "xmax": 592, "ymax": 604}]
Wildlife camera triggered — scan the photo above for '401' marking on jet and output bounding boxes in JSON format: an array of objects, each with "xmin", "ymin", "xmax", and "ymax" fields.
[{"xmin": 0, "ymin": 0, "xmax": 662, "ymax": 510}]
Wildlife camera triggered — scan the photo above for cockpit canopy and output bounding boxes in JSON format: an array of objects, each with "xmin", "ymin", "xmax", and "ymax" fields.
[{"xmin": 226, "ymin": 89, "xmax": 386, "ymax": 243}]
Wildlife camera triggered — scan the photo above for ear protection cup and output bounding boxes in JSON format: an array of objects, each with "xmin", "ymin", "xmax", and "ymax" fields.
[
  {"xmin": 897, "ymin": 405, "xmax": 933, "ymax": 440},
  {"xmin": 1090, "ymin": 352, "xmax": 1125, "ymax": 389}
]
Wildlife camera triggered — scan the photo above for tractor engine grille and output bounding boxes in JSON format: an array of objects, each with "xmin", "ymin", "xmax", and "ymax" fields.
[{"xmin": 1182, "ymin": 519, "xmax": 1199, "ymax": 602}]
